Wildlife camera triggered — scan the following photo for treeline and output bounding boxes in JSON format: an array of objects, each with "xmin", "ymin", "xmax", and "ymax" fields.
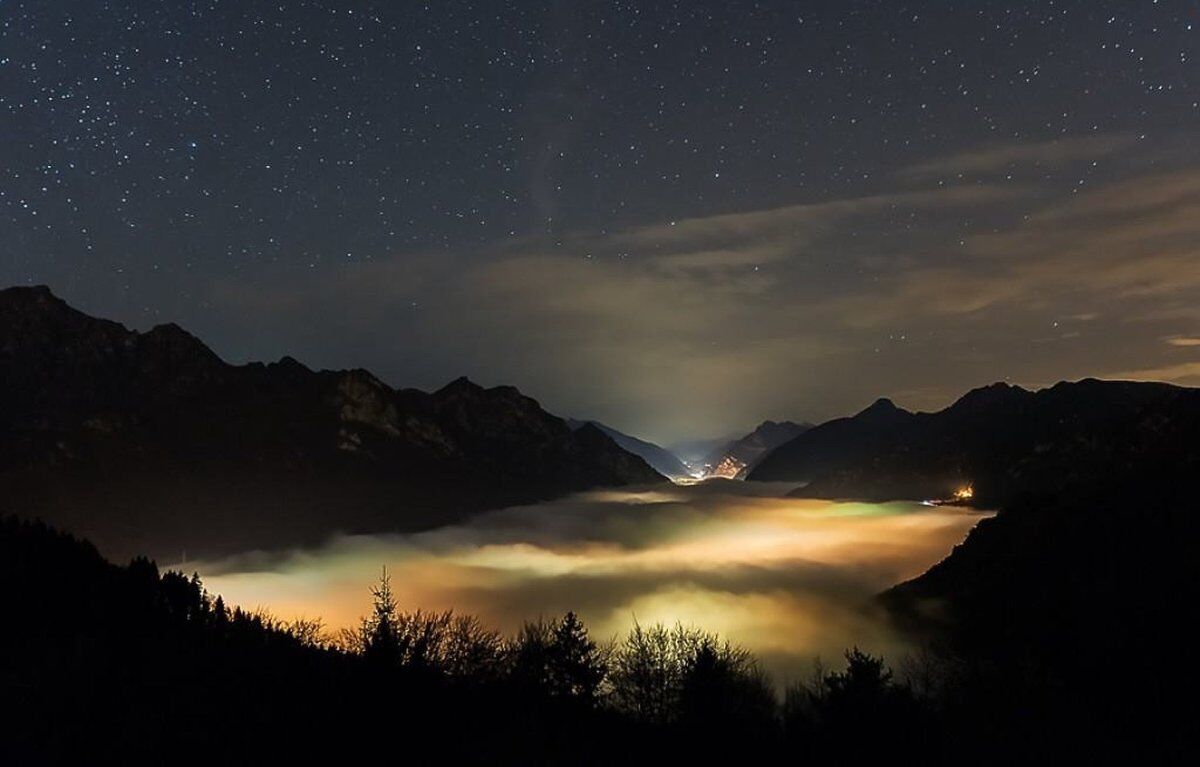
[
  {"xmin": 0, "ymin": 516, "xmax": 1186, "ymax": 764},
  {"xmin": 336, "ymin": 566, "xmax": 931, "ymax": 761}
]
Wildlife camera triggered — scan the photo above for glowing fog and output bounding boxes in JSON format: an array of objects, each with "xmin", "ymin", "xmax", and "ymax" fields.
[{"xmin": 187, "ymin": 480, "xmax": 986, "ymax": 682}]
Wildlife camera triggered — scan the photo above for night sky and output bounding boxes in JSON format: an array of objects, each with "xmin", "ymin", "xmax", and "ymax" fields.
[{"xmin": 2, "ymin": 1, "xmax": 1198, "ymax": 442}]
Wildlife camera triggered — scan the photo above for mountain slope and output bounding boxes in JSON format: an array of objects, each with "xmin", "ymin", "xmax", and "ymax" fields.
[
  {"xmin": 748, "ymin": 379, "xmax": 1198, "ymax": 505},
  {"xmin": 742, "ymin": 376, "xmax": 1200, "ymax": 756},
  {"xmin": 567, "ymin": 419, "xmax": 691, "ymax": 480},
  {"xmin": 702, "ymin": 420, "xmax": 812, "ymax": 479},
  {"xmin": 872, "ymin": 382, "xmax": 1200, "ymax": 756},
  {"xmin": 0, "ymin": 286, "xmax": 664, "ymax": 560}
]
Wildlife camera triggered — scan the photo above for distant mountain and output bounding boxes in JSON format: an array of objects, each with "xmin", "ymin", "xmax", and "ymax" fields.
[
  {"xmin": 748, "ymin": 379, "xmax": 1199, "ymax": 505},
  {"xmin": 0, "ymin": 286, "xmax": 664, "ymax": 560},
  {"xmin": 566, "ymin": 419, "xmax": 691, "ymax": 480},
  {"xmin": 668, "ymin": 435, "xmax": 738, "ymax": 476},
  {"xmin": 702, "ymin": 420, "xmax": 812, "ymax": 479}
]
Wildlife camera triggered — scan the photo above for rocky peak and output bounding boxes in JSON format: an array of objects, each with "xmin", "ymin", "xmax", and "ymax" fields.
[
  {"xmin": 951, "ymin": 381, "xmax": 1030, "ymax": 412},
  {"xmin": 136, "ymin": 322, "xmax": 225, "ymax": 372},
  {"xmin": 857, "ymin": 397, "xmax": 904, "ymax": 419},
  {"xmin": 0, "ymin": 285, "xmax": 130, "ymax": 355},
  {"xmin": 267, "ymin": 355, "xmax": 312, "ymax": 380},
  {"xmin": 333, "ymin": 369, "xmax": 402, "ymax": 435},
  {"xmin": 436, "ymin": 376, "xmax": 485, "ymax": 397},
  {"xmin": 0, "ymin": 284, "xmax": 58, "ymax": 305},
  {"xmin": 0, "ymin": 284, "xmax": 66, "ymax": 310}
]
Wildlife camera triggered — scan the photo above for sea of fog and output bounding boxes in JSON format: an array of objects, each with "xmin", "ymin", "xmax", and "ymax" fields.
[{"xmin": 187, "ymin": 480, "xmax": 987, "ymax": 684}]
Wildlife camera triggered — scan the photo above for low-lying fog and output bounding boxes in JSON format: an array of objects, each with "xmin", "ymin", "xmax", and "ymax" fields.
[{"xmin": 188, "ymin": 480, "xmax": 987, "ymax": 683}]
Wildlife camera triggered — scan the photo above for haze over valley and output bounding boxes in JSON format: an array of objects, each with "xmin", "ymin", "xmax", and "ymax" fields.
[{"xmin": 188, "ymin": 482, "xmax": 985, "ymax": 684}]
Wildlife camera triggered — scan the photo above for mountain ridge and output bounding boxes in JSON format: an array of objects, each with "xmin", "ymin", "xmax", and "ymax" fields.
[
  {"xmin": 870, "ymin": 380, "xmax": 1199, "ymax": 748},
  {"xmin": 0, "ymin": 285, "xmax": 664, "ymax": 560},
  {"xmin": 566, "ymin": 419, "xmax": 692, "ymax": 480},
  {"xmin": 748, "ymin": 377, "xmax": 1198, "ymax": 505}
]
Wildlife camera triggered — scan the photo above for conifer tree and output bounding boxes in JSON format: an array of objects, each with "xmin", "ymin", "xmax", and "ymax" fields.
[
  {"xmin": 363, "ymin": 566, "xmax": 400, "ymax": 666},
  {"xmin": 548, "ymin": 611, "xmax": 606, "ymax": 704}
]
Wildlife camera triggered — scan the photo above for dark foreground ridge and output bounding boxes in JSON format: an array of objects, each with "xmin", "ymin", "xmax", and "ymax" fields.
[
  {"xmin": 3, "ymin": 509, "xmax": 1191, "ymax": 764},
  {"xmin": 874, "ymin": 383, "xmax": 1199, "ymax": 761},
  {"xmin": 0, "ymin": 515, "xmax": 915, "ymax": 764},
  {"xmin": 748, "ymin": 378, "xmax": 1198, "ymax": 761},
  {"xmin": 0, "ymin": 285, "xmax": 663, "ymax": 560}
]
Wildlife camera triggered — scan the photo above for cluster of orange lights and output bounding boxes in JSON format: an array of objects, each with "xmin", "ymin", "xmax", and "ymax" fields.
[{"xmin": 953, "ymin": 485, "xmax": 975, "ymax": 501}]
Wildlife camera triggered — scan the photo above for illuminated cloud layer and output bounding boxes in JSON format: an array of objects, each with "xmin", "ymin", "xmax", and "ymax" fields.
[{"xmin": 190, "ymin": 482, "xmax": 986, "ymax": 683}]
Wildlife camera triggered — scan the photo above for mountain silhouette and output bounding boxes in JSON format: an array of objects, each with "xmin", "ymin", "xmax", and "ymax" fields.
[
  {"xmin": 566, "ymin": 419, "xmax": 691, "ymax": 480},
  {"xmin": 738, "ymin": 377, "xmax": 1197, "ymax": 759},
  {"xmin": 0, "ymin": 286, "xmax": 664, "ymax": 560},
  {"xmin": 872, "ymin": 381, "xmax": 1199, "ymax": 758},
  {"xmin": 748, "ymin": 379, "xmax": 1197, "ymax": 505}
]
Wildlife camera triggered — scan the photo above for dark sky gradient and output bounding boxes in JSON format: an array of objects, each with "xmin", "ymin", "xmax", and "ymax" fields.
[{"xmin": 2, "ymin": 1, "xmax": 1198, "ymax": 442}]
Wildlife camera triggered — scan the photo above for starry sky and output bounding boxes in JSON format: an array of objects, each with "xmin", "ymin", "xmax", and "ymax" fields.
[{"xmin": 2, "ymin": 1, "xmax": 1198, "ymax": 443}]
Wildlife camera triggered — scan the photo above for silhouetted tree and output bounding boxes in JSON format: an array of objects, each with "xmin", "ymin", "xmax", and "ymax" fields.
[
  {"xmin": 608, "ymin": 622, "xmax": 771, "ymax": 728},
  {"xmin": 392, "ymin": 609, "xmax": 505, "ymax": 680},
  {"xmin": 362, "ymin": 566, "xmax": 400, "ymax": 666},
  {"xmin": 511, "ymin": 612, "xmax": 607, "ymax": 706},
  {"xmin": 823, "ymin": 647, "xmax": 893, "ymax": 708},
  {"xmin": 510, "ymin": 617, "xmax": 554, "ymax": 694},
  {"xmin": 608, "ymin": 622, "xmax": 688, "ymax": 723},
  {"xmin": 678, "ymin": 638, "xmax": 776, "ymax": 737},
  {"xmin": 783, "ymin": 648, "xmax": 930, "ymax": 763},
  {"xmin": 548, "ymin": 612, "xmax": 606, "ymax": 704},
  {"xmin": 434, "ymin": 612, "xmax": 505, "ymax": 680},
  {"xmin": 212, "ymin": 594, "xmax": 229, "ymax": 627}
]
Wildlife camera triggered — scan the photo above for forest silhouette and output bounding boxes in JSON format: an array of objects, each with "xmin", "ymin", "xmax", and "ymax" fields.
[{"xmin": 2, "ymin": 513, "xmax": 1188, "ymax": 765}]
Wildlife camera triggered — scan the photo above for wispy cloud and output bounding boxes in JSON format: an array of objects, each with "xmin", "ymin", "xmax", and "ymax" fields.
[
  {"xmin": 1164, "ymin": 336, "xmax": 1200, "ymax": 347},
  {"xmin": 615, "ymin": 186, "xmax": 1011, "ymax": 248},
  {"xmin": 828, "ymin": 167, "xmax": 1200, "ymax": 327},
  {"xmin": 898, "ymin": 134, "xmax": 1136, "ymax": 180},
  {"xmin": 203, "ymin": 140, "xmax": 1200, "ymax": 441},
  {"xmin": 1108, "ymin": 361, "xmax": 1200, "ymax": 385}
]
